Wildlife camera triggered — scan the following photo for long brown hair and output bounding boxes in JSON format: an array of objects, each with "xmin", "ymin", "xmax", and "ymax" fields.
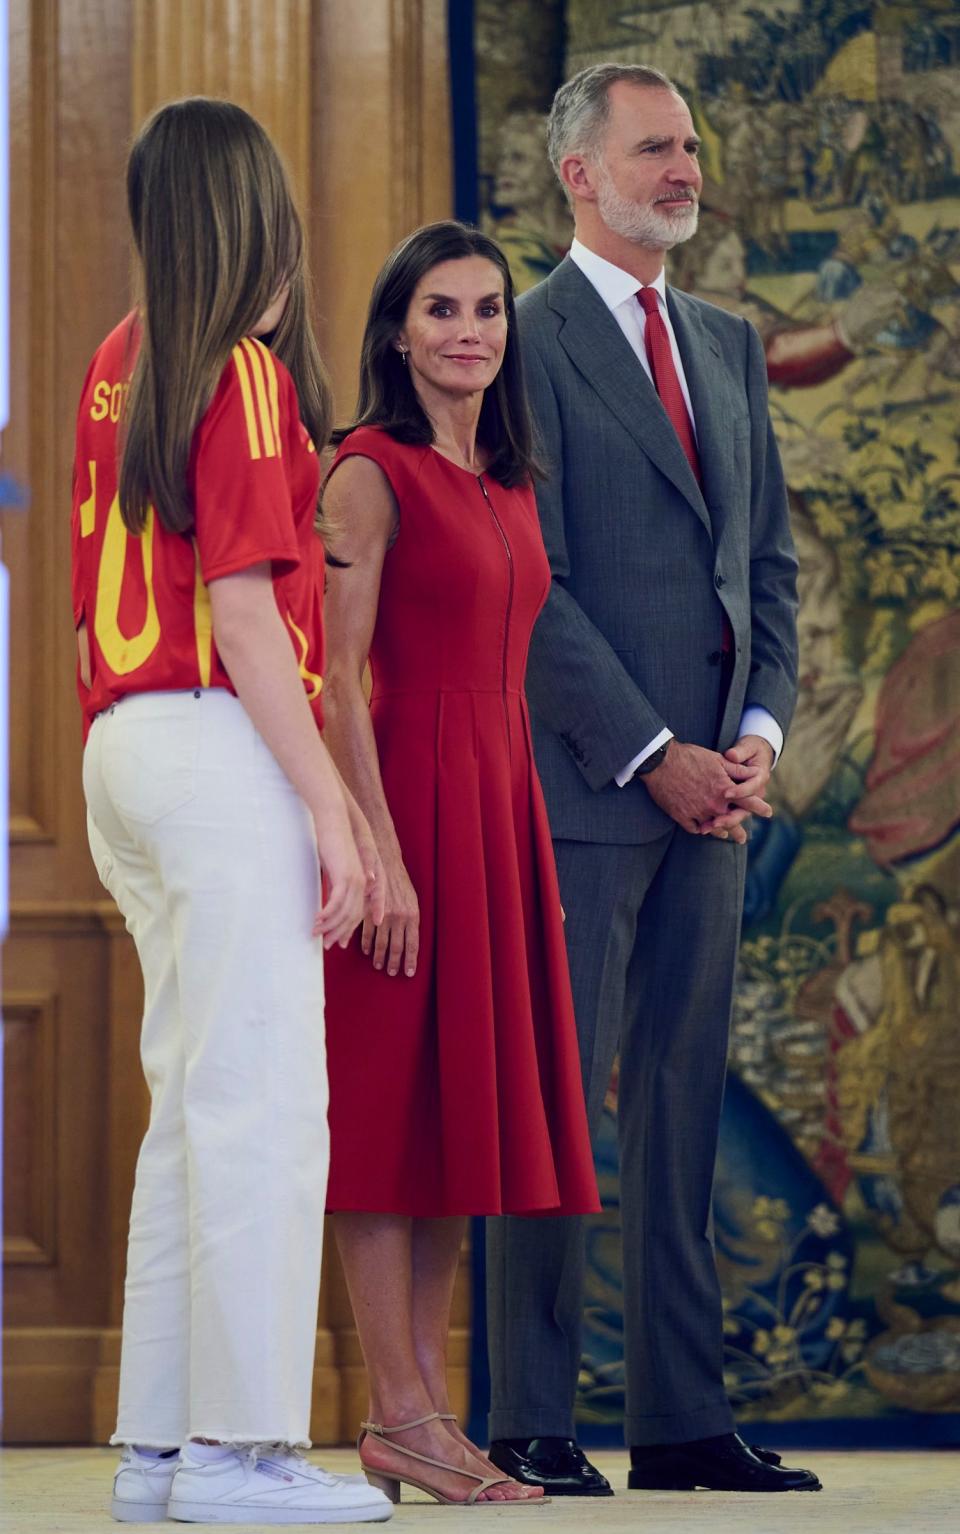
[
  {"xmin": 333, "ymin": 222, "xmax": 541, "ymax": 489},
  {"xmin": 119, "ymin": 97, "xmax": 332, "ymax": 534}
]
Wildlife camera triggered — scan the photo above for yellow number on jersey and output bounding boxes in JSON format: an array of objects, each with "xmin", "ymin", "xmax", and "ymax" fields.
[{"xmin": 81, "ymin": 459, "xmax": 161, "ymax": 675}]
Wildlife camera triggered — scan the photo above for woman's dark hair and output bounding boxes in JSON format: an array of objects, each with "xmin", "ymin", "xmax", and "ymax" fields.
[
  {"xmin": 120, "ymin": 96, "xmax": 333, "ymax": 535},
  {"xmin": 333, "ymin": 220, "xmax": 541, "ymax": 487}
]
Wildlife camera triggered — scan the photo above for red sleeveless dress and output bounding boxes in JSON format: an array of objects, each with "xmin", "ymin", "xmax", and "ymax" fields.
[{"xmin": 323, "ymin": 427, "xmax": 599, "ymax": 1217}]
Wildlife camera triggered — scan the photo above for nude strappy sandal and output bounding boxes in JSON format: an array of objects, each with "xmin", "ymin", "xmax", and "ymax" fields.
[{"xmin": 358, "ymin": 1411, "xmax": 547, "ymax": 1507}]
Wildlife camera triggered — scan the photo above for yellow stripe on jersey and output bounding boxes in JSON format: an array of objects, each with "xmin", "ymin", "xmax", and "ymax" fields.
[
  {"xmin": 286, "ymin": 612, "xmax": 323, "ymax": 701},
  {"xmin": 241, "ymin": 337, "xmax": 276, "ymax": 458},
  {"xmin": 232, "ymin": 343, "xmax": 262, "ymax": 460},
  {"xmin": 251, "ymin": 337, "xmax": 282, "ymax": 454},
  {"xmin": 80, "ymin": 459, "xmax": 97, "ymax": 535},
  {"xmin": 193, "ymin": 541, "xmax": 213, "ymax": 687}
]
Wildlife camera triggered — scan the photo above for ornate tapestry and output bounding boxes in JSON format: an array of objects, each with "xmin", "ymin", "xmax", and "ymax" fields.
[{"xmin": 468, "ymin": 0, "xmax": 960, "ymax": 1438}]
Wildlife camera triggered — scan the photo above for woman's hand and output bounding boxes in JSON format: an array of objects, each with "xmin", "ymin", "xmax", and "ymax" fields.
[
  {"xmin": 342, "ymin": 788, "xmax": 387, "ymax": 930},
  {"xmin": 362, "ymin": 853, "xmax": 420, "ymax": 977},
  {"xmin": 312, "ymin": 806, "xmax": 368, "ymax": 950}
]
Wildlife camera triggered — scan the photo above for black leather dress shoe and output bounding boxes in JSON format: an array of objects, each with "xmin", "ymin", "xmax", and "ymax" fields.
[
  {"xmin": 628, "ymin": 1433, "xmax": 821, "ymax": 1492},
  {"xmin": 488, "ymin": 1438, "xmax": 613, "ymax": 1496}
]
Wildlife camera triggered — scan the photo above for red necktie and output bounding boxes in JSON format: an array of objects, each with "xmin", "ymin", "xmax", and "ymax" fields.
[
  {"xmin": 638, "ymin": 287, "xmax": 732, "ymax": 654},
  {"xmin": 637, "ymin": 286, "xmax": 701, "ymax": 483}
]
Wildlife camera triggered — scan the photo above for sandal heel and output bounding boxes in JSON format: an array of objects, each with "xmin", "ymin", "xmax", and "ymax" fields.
[
  {"xmin": 365, "ymin": 1472, "xmax": 400, "ymax": 1504},
  {"xmin": 357, "ymin": 1410, "xmax": 534, "ymax": 1507}
]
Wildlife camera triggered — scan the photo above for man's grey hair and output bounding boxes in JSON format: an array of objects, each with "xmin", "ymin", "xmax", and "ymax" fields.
[{"xmin": 546, "ymin": 62, "xmax": 680, "ymax": 183}]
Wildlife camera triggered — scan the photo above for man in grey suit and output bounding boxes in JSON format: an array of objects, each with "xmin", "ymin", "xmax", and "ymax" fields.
[{"xmin": 486, "ymin": 63, "xmax": 820, "ymax": 1495}]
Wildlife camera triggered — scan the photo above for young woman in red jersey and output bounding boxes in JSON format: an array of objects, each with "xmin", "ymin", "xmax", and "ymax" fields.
[{"xmin": 71, "ymin": 99, "xmax": 390, "ymax": 1526}]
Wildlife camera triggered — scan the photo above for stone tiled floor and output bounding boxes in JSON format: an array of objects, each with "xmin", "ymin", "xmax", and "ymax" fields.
[{"xmin": 3, "ymin": 1448, "xmax": 958, "ymax": 1533}]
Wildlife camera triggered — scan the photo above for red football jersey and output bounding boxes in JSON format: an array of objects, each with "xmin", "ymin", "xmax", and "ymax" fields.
[{"xmin": 71, "ymin": 313, "xmax": 325, "ymax": 736}]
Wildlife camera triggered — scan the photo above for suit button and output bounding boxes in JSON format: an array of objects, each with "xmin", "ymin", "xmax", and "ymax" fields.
[
  {"xmin": 715, "ymin": 570, "xmax": 725, "ymax": 588},
  {"xmin": 707, "ymin": 650, "xmax": 723, "ymax": 665}
]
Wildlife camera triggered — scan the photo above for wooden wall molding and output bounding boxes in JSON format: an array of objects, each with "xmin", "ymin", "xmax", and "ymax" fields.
[
  {"xmin": 2, "ymin": 991, "xmax": 58, "ymax": 1267},
  {"xmin": 10, "ymin": 899, "xmax": 122, "ymax": 933},
  {"xmin": 3, "ymin": 1327, "xmax": 103, "ymax": 1443},
  {"xmin": 9, "ymin": 814, "xmax": 55, "ymax": 844},
  {"xmin": 6, "ymin": 0, "xmax": 59, "ymax": 847}
]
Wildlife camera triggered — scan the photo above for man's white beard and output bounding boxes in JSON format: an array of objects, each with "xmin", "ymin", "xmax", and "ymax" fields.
[{"xmin": 595, "ymin": 160, "xmax": 699, "ymax": 249}]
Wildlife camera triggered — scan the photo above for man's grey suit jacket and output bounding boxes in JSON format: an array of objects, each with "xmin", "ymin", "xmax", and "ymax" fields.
[{"xmin": 518, "ymin": 255, "xmax": 799, "ymax": 846}]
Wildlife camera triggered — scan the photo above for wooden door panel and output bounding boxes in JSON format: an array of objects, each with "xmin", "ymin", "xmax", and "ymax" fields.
[{"xmin": 3, "ymin": 0, "xmax": 454, "ymax": 1444}]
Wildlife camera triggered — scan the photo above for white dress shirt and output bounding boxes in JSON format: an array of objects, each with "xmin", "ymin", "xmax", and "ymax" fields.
[{"xmin": 567, "ymin": 238, "xmax": 783, "ymax": 783}]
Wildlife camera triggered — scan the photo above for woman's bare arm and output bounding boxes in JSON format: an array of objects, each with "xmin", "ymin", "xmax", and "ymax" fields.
[
  {"xmin": 322, "ymin": 455, "xmax": 419, "ymax": 976},
  {"xmin": 210, "ymin": 562, "xmax": 368, "ymax": 947},
  {"xmin": 77, "ymin": 620, "xmax": 92, "ymax": 689}
]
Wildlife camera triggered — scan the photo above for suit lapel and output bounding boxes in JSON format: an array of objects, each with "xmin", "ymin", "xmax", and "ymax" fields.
[
  {"xmin": 546, "ymin": 259, "xmax": 712, "ymax": 541},
  {"xmin": 666, "ymin": 286, "xmax": 734, "ymax": 543}
]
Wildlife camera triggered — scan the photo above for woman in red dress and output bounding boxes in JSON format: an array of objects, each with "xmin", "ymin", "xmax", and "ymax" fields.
[{"xmin": 321, "ymin": 221, "xmax": 598, "ymax": 1507}]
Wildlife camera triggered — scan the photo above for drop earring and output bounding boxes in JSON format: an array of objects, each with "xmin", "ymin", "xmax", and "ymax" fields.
[{"xmin": 398, "ymin": 347, "xmax": 408, "ymax": 367}]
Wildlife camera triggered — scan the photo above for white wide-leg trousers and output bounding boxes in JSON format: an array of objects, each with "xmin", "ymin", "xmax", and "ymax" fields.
[{"xmin": 83, "ymin": 689, "xmax": 328, "ymax": 1448}]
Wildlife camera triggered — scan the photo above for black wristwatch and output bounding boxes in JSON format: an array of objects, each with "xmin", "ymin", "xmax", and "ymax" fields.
[{"xmin": 634, "ymin": 740, "xmax": 671, "ymax": 776}]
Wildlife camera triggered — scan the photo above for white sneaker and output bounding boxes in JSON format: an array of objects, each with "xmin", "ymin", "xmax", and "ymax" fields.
[
  {"xmin": 111, "ymin": 1447, "xmax": 180, "ymax": 1522},
  {"xmin": 168, "ymin": 1444, "xmax": 394, "ymax": 1524}
]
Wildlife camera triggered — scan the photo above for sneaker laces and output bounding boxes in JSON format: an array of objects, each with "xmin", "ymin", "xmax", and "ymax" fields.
[
  {"xmin": 243, "ymin": 1441, "xmax": 290, "ymax": 1468},
  {"xmin": 243, "ymin": 1443, "xmax": 338, "ymax": 1484}
]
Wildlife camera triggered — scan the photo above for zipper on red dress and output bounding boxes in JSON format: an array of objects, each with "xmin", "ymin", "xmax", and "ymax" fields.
[{"xmin": 478, "ymin": 473, "xmax": 514, "ymax": 751}]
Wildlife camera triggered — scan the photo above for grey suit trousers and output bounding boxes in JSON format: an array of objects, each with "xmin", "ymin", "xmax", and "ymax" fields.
[{"xmin": 486, "ymin": 827, "xmax": 745, "ymax": 1446}]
